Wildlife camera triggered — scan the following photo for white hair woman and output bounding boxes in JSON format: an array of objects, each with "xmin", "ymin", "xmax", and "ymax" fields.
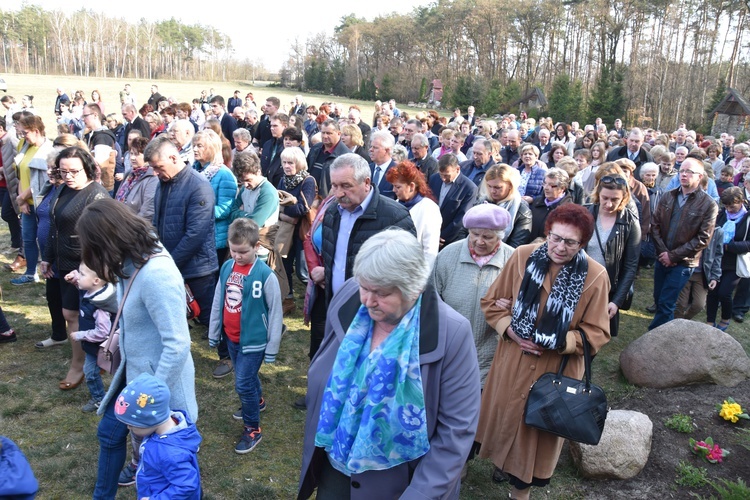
[
  {"xmin": 433, "ymin": 203, "xmax": 514, "ymax": 385},
  {"xmin": 299, "ymin": 228, "xmax": 480, "ymax": 499},
  {"xmin": 278, "ymin": 146, "xmax": 316, "ymax": 310}
]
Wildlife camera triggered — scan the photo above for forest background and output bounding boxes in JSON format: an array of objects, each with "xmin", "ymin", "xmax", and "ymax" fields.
[{"xmin": 1, "ymin": 0, "xmax": 749, "ymax": 133}]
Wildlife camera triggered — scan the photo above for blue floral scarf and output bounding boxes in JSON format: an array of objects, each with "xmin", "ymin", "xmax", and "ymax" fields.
[{"xmin": 315, "ymin": 297, "xmax": 429, "ymax": 475}]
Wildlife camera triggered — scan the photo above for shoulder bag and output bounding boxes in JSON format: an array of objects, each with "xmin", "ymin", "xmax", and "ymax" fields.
[
  {"xmin": 736, "ymin": 216, "xmax": 750, "ymax": 278},
  {"xmin": 97, "ymin": 260, "xmax": 146, "ymax": 374},
  {"xmin": 524, "ymin": 330, "xmax": 608, "ymax": 445},
  {"xmin": 298, "ymin": 178, "xmax": 321, "ymax": 240}
]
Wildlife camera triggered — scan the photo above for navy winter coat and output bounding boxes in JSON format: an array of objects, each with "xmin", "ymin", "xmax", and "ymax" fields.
[{"xmin": 153, "ymin": 166, "xmax": 218, "ymax": 279}]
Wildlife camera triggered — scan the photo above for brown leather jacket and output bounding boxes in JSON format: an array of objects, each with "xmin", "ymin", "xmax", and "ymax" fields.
[{"xmin": 651, "ymin": 188, "xmax": 718, "ymax": 267}]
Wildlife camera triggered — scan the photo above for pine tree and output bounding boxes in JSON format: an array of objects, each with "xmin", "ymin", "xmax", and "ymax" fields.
[
  {"xmin": 547, "ymin": 73, "xmax": 573, "ymax": 122},
  {"xmin": 587, "ymin": 66, "xmax": 612, "ymax": 125}
]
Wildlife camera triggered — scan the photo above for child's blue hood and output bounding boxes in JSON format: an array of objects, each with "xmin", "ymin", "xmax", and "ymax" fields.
[{"xmin": 150, "ymin": 410, "xmax": 202, "ymax": 453}]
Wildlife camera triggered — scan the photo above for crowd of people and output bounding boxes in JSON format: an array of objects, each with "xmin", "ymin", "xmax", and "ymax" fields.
[{"xmin": 0, "ymin": 82, "xmax": 748, "ymax": 499}]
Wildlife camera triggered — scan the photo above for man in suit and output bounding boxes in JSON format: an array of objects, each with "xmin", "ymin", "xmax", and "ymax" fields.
[
  {"xmin": 428, "ymin": 154, "xmax": 477, "ymax": 249},
  {"xmin": 368, "ymin": 131, "xmax": 396, "ymax": 200},
  {"xmin": 460, "ymin": 139, "xmax": 494, "ymax": 186},
  {"xmin": 260, "ymin": 113, "xmax": 289, "ymax": 188},
  {"xmin": 122, "ymin": 103, "xmax": 151, "ymax": 139},
  {"xmin": 256, "ymin": 96, "xmax": 280, "ymax": 149},
  {"xmin": 227, "ymin": 90, "xmax": 243, "ymax": 114},
  {"xmin": 463, "ymin": 106, "xmax": 477, "ymax": 128},
  {"xmin": 291, "ymin": 95, "xmax": 306, "ymax": 116},
  {"xmin": 54, "ymin": 87, "xmax": 69, "ymax": 116},
  {"xmin": 208, "ymin": 95, "xmax": 238, "ymax": 149},
  {"xmin": 411, "ymin": 134, "xmax": 438, "ymax": 179},
  {"xmin": 605, "ymin": 127, "xmax": 654, "ymax": 180}
]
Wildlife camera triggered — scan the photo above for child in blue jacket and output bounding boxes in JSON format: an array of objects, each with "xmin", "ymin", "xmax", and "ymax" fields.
[
  {"xmin": 115, "ymin": 373, "xmax": 202, "ymax": 499},
  {"xmin": 208, "ymin": 218, "xmax": 283, "ymax": 454}
]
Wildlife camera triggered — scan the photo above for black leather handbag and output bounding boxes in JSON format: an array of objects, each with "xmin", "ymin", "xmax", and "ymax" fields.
[{"xmin": 524, "ymin": 330, "xmax": 608, "ymax": 445}]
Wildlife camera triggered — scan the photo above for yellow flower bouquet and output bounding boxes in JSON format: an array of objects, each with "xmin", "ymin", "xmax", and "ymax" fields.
[{"xmin": 716, "ymin": 397, "xmax": 750, "ymax": 423}]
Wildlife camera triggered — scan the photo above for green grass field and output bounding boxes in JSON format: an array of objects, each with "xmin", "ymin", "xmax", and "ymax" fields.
[{"xmin": 0, "ymin": 74, "xmax": 749, "ymax": 498}]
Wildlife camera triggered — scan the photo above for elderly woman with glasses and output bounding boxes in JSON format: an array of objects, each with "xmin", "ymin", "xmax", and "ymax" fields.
[
  {"xmin": 477, "ymin": 203, "xmax": 611, "ymax": 500},
  {"xmin": 298, "ymin": 228, "xmax": 480, "ymax": 499},
  {"xmin": 585, "ymin": 169, "xmax": 641, "ymax": 337},
  {"xmin": 528, "ymin": 168, "xmax": 572, "ymax": 241},
  {"xmin": 513, "ymin": 143, "xmax": 548, "ymax": 204}
]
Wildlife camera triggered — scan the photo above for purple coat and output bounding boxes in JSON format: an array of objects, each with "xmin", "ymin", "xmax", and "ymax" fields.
[{"xmin": 298, "ymin": 279, "xmax": 481, "ymax": 499}]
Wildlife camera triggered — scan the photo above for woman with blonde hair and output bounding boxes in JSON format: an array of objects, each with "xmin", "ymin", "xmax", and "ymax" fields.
[
  {"xmin": 192, "ymin": 129, "xmax": 237, "ymax": 264},
  {"xmin": 478, "ymin": 164, "xmax": 532, "ymax": 248},
  {"xmin": 586, "ymin": 170, "xmax": 640, "ymax": 337},
  {"xmin": 340, "ymin": 124, "xmax": 370, "ymax": 163}
]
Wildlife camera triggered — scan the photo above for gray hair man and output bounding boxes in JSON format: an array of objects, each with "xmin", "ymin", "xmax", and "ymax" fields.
[{"xmin": 411, "ymin": 133, "xmax": 438, "ymax": 178}]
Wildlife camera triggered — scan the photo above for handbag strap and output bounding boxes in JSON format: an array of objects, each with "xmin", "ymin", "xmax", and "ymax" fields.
[
  {"xmin": 555, "ymin": 330, "xmax": 593, "ymax": 391},
  {"xmin": 103, "ymin": 256, "xmax": 150, "ymax": 351}
]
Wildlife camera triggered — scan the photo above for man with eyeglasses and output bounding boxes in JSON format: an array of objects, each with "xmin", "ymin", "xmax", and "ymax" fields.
[
  {"xmin": 649, "ymin": 158, "xmax": 717, "ymax": 330},
  {"xmin": 411, "ymin": 133, "xmax": 438, "ymax": 179}
]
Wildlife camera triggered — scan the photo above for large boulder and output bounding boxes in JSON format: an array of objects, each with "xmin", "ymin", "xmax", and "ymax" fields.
[
  {"xmin": 619, "ymin": 319, "xmax": 750, "ymax": 388},
  {"xmin": 570, "ymin": 410, "xmax": 652, "ymax": 479}
]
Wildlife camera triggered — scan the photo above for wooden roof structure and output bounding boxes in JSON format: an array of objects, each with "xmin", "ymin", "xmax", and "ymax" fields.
[
  {"xmin": 711, "ymin": 88, "xmax": 750, "ymax": 116},
  {"xmin": 509, "ymin": 87, "xmax": 548, "ymax": 109}
]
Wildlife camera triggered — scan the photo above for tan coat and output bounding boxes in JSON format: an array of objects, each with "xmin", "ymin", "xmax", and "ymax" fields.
[{"xmin": 476, "ymin": 243, "xmax": 611, "ymax": 484}]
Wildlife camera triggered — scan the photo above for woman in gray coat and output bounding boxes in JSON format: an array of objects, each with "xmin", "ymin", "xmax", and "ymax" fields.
[
  {"xmin": 298, "ymin": 229, "xmax": 481, "ymax": 500},
  {"xmin": 76, "ymin": 198, "xmax": 197, "ymax": 499}
]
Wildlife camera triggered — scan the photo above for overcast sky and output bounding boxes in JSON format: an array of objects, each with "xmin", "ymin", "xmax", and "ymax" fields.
[{"xmin": 6, "ymin": 0, "xmax": 429, "ymax": 71}]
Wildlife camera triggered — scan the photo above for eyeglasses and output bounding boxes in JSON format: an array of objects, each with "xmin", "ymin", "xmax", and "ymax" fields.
[
  {"xmin": 548, "ymin": 231, "xmax": 581, "ymax": 249},
  {"xmin": 82, "ymin": 113, "xmax": 94, "ymax": 119},
  {"xmin": 679, "ymin": 169, "xmax": 699, "ymax": 176},
  {"xmin": 59, "ymin": 168, "xmax": 83, "ymax": 177},
  {"xmin": 600, "ymin": 175, "xmax": 628, "ymax": 186}
]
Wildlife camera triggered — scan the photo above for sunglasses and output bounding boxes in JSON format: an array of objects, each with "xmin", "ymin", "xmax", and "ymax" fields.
[{"xmin": 600, "ymin": 175, "xmax": 628, "ymax": 187}]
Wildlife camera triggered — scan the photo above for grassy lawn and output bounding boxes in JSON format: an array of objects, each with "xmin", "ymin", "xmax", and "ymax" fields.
[{"xmin": 2, "ymin": 222, "xmax": 748, "ymax": 498}]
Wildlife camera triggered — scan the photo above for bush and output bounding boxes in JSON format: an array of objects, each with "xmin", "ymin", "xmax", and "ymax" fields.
[
  {"xmin": 708, "ymin": 478, "xmax": 750, "ymax": 500},
  {"xmin": 664, "ymin": 413, "xmax": 694, "ymax": 433},
  {"xmin": 674, "ymin": 461, "xmax": 709, "ymax": 488}
]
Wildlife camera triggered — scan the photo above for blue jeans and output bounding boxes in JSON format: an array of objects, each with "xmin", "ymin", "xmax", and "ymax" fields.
[
  {"xmin": 21, "ymin": 208, "xmax": 38, "ymax": 276},
  {"xmin": 226, "ymin": 340, "xmax": 264, "ymax": 429},
  {"xmin": 185, "ymin": 273, "xmax": 217, "ymax": 326},
  {"xmin": 650, "ymin": 262, "xmax": 694, "ymax": 330},
  {"xmin": 84, "ymin": 352, "xmax": 105, "ymax": 402},
  {"xmin": 94, "ymin": 381, "xmax": 128, "ymax": 500}
]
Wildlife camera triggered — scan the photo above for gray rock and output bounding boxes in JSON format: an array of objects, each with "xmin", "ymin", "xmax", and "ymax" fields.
[
  {"xmin": 570, "ymin": 410, "xmax": 652, "ymax": 479},
  {"xmin": 619, "ymin": 319, "xmax": 750, "ymax": 388}
]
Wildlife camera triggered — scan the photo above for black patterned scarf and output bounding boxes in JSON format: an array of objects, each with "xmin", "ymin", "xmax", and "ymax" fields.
[{"xmin": 510, "ymin": 242, "xmax": 588, "ymax": 350}]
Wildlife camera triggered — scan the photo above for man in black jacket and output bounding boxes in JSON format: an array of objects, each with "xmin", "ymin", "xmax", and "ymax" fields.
[
  {"xmin": 292, "ymin": 153, "xmax": 416, "ymax": 410},
  {"xmin": 147, "ymin": 85, "xmax": 163, "ymax": 108},
  {"xmin": 606, "ymin": 127, "xmax": 654, "ymax": 179},
  {"xmin": 260, "ymin": 113, "xmax": 289, "ymax": 188},
  {"xmin": 122, "ymin": 103, "xmax": 151, "ymax": 140},
  {"xmin": 306, "ymin": 119, "xmax": 350, "ymax": 198}
]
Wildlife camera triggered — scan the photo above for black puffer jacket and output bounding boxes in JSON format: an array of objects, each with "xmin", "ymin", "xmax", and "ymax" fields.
[
  {"xmin": 45, "ymin": 182, "xmax": 109, "ymax": 272},
  {"xmin": 321, "ymin": 185, "xmax": 416, "ymax": 303},
  {"xmin": 586, "ymin": 204, "xmax": 641, "ymax": 308}
]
